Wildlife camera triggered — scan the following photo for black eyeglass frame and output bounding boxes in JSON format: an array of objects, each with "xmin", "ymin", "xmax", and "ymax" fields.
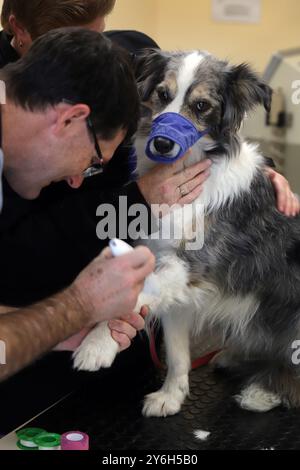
[
  {"xmin": 62, "ymin": 99, "xmax": 104, "ymax": 179},
  {"xmin": 83, "ymin": 116, "xmax": 104, "ymax": 178}
]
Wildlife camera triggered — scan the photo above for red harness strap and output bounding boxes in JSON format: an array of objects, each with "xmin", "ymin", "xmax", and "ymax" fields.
[{"xmin": 149, "ymin": 327, "xmax": 220, "ymax": 370}]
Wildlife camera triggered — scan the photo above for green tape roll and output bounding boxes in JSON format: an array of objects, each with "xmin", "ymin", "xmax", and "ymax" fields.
[
  {"xmin": 17, "ymin": 440, "xmax": 38, "ymax": 451},
  {"xmin": 33, "ymin": 432, "xmax": 61, "ymax": 450},
  {"xmin": 16, "ymin": 428, "xmax": 46, "ymax": 449}
]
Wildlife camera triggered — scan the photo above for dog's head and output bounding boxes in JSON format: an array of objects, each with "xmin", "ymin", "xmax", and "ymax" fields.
[{"xmin": 135, "ymin": 49, "xmax": 272, "ymax": 157}]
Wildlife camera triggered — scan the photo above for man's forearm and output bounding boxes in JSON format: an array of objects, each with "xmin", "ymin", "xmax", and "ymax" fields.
[{"xmin": 0, "ymin": 288, "xmax": 89, "ymax": 382}]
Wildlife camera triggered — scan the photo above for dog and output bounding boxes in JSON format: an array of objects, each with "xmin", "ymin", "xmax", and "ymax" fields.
[{"xmin": 73, "ymin": 49, "xmax": 300, "ymax": 418}]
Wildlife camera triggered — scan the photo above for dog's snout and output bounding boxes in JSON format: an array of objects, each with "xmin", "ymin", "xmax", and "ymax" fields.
[{"xmin": 154, "ymin": 137, "xmax": 174, "ymax": 155}]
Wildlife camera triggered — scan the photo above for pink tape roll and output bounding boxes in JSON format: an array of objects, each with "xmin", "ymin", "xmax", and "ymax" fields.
[{"xmin": 61, "ymin": 431, "xmax": 89, "ymax": 451}]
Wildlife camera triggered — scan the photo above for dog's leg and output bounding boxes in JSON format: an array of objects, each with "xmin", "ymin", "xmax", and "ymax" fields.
[
  {"xmin": 73, "ymin": 254, "xmax": 190, "ymax": 372},
  {"xmin": 143, "ymin": 308, "xmax": 192, "ymax": 417},
  {"xmin": 135, "ymin": 253, "xmax": 191, "ymax": 313},
  {"xmin": 73, "ymin": 321, "xmax": 119, "ymax": 371}
]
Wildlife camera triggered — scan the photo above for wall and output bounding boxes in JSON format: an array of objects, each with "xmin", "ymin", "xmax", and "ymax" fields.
[
  {"xmin": 1, "ymin": 0, "xmax": 299, "ymax": 73},
  {"xmin": 109, "ymin": 0, "xmax": 300, "ymax": 73},
  {"xmin": 107, "ymin": 0, "xmax": 158, "ymax": 42}
]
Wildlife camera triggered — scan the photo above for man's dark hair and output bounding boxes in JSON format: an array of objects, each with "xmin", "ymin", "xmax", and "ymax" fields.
[{"xmin": 0, "ymin": 28, "xmax": 140, "ymax": 139}]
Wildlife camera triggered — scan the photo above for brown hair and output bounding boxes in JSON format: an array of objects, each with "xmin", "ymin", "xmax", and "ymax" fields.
[{"xmin": 1, "ymin": 0, "xmax": 116, "ymax": 38}]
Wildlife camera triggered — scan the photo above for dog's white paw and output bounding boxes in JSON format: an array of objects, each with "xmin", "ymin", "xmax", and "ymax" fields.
[
  {"xmin": 235, "ymin": 383, "xmax": 282, "ymax": 412},
  {"xmin": 73, "ymin": 324, "xmax": 119, "ymax": 372},
  {"xmin": 142, "ymin": 390, "xmax": 184, "ymax": 417}
]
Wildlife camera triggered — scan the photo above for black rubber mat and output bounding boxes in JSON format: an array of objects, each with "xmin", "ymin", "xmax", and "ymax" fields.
[
  {"xmin": 27, "ymin": 357, "xmax": 300, "ymax": 450},
  {"xmin": 0, "ymin": 332, "xmax": 154, "ymax": 435}
]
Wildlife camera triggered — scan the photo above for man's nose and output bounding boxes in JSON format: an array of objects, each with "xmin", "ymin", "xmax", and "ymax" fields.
[{"xmin": 66, "ymin": 175, "xmax": 85, "ymax": 189}]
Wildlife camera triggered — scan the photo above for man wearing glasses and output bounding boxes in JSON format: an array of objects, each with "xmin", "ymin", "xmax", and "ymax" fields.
[{"xmin": 0, "ymin": 28, "xmax": 155, "ymax": 382}]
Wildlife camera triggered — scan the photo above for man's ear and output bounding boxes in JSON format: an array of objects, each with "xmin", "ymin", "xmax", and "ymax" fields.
[
  {"xmin": 134, "ymin": 48, "xmax": 170, "ymax": 103},
  {"xmin": 54, "ymin": 103, "xmax": 90, "ymax": 135},
  {"xmin": 222, "ymin": 63, "xmax": 273, "ymax": 131}
]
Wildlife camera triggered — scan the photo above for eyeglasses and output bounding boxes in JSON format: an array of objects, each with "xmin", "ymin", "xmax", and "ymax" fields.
[
  {"xmin": 83, "ymin": 117, "xmax": 104, "ymax": 179},
  {"xmin": 62, "ymin": 99, "xmax": 105, "ymax": 179}
]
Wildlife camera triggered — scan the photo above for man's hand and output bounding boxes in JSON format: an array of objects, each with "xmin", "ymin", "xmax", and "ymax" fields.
[
  {"xmin": 108, "ymin": 306, "xmax": 148, "ymax": 351},
  {"xmin": 266, "ymin": 168, "xmax": 300, "ymax": 217},
  {"xmin": 138, "ymin": 153, "xmax": 211, "ymax": 206},
  {"xmin": 71, "ymin": 246, "xmax": 155, "ymax": 325},
  {"xmin": 53, "ymin": 328, "xmax": 93, "ymax": 351},
  {"xmin": 0, "ymin": 246, "xmax": 154, "ymax": 382},
  {"xmin": 54, "ymin": 306, "xmax": 148, "ymax": 352}
]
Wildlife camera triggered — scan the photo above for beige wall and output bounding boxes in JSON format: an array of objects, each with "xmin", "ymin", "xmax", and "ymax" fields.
[
  {"xmin": 107, "ymin": 0, "xmax": 158, "ymax": 41},
  {"xmin": 1, "ymin": 0, "xmax": 299, "ymax": 73},
  {"xmin": 108, "ymin": 0, "xmax": 300, "ymax": 73}
]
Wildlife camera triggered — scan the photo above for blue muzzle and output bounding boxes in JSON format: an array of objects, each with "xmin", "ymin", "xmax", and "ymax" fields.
[{"xmin": 146, "ymin": 112, "xmax": 209, "ymax": 163}]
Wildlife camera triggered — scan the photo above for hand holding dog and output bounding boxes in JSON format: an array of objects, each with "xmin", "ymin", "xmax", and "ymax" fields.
[
  {"xmin": 71, "ymin": 246, "xmax": 155, "ymax": 326},
  {"xmin": 55, "ymin": 248, "xmax": 153, "ymax": 352},
  {"xmin": 137, "ymin": 153, "xmax": 299, "ymax": 217},
  {"xmin": 54, "ymin": 306, "xmax": 148, "ymax": 352},
  {"xmin": 266, "ymin": 168, "xmax": 300, "ymax": 217},
  {"xmin": 137, "ymin": 152, "xmax": 212, "ymax": 206}
]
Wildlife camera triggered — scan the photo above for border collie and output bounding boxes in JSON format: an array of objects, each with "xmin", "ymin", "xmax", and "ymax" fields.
[{"xmin": 73, "ymin": 49, "xmax": 300, "ymax": 417}]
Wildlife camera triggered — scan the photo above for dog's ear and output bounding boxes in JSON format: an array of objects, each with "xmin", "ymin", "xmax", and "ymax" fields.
[
  {"xmin": 222, "ymin": 63, "xmax": 272, "ymax": 131},
  {"xmin": 134, "ymin": 48, "xmax": 170, "ymax": 103}
]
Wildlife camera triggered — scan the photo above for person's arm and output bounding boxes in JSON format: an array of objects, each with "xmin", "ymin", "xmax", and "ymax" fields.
[
  {"xmin": 0, "ymin": 303, "xmax": 148, "ymax": 354},
  {"xmin": 265, "ymin": 167, "xmax": 300, "ymax": 217},
  {"xmin": 0, "ymin": 246, "xmax": 155, "ymax": 382},
  {"xmin": 0, "ymin": 288, "xmax": 88, "ymax": 381},
  {"xmin": 261, "ymin": 156, "xmax": 300, "ymax": 216}
]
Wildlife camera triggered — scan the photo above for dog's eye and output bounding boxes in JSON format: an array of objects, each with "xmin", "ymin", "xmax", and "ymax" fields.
[
  {"xmin": 157, "ymin": 89, "xmax": 170, "ymax": 103},
  {"xmin": 196, "ymin": 101, "xmax": 211, "ymax": 113}
]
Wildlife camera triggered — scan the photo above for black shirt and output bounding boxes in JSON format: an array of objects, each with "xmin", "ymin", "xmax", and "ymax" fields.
[
  {"xmin": 0, "ymin": 30, "xmax": 153, "ymax": 306},
  {"xmin": 0, "ymin": 31, "xmax": 19, "ymax": 68}
]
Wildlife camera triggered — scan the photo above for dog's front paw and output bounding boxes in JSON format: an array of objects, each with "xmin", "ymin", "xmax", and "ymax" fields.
[
  {"xmin": 73, "ymin": 324, "xmax": 119, "ymax": 371},
  {"xmin": 142, "ymin": 390, "xmax": 184, "ymax": 417}
]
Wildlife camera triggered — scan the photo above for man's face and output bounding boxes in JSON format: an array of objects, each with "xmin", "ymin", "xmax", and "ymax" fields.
[{"xmin": 3, "ymin": 105, "xmax": 127, "ymax": 199}]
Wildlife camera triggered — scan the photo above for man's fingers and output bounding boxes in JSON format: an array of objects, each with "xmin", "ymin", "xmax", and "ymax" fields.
[
  {"xmin": 139, "ymin": 305, "xmax": 149, "ymax": 319},
  {"xmin": 53, "ymin": 327, "xmax": 93, "ymax": 351},
  {"xmin": 175, "ymin": 159, "xmax": 212, "ymax": 185},
  {"xmin": 134, "ymin": 262, "xmax": 156, "ymax": 286},
  {"xmin": 274, "ymin": 180, "xmax": 286, "ymax": 213},
  {"xmin": 99, "ymin": 247, "xmax": 113, "ymax": 260},
  {"xmin": 178, "ymin": 169, "xmax": 210, "ymax": 199},
  {"xmin": 120, "ymin": 312, "xmax": 146, "ymax": 331},
  {"xmin": 285, "ymin": 188, "xmax": 293, "ymax": 216},
  {"xmin": 122, "ymin": 246, "xmax": 155, "ymax": 270},
  {"xmin": 109, "ymin": 319, "xmax": 137, "ymax": 339},
  {"xmin": 110, "ymin": 330, "xmax": 131, "ymax": 352},
  {"xmin": 179, "ymin": 184, "xmax": 204, "ymax": 205}
]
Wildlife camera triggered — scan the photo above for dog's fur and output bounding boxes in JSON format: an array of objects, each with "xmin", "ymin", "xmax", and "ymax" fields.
[{"xmin": 74, "ymin": 49, "xmax": 300, "ymax": 417}]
